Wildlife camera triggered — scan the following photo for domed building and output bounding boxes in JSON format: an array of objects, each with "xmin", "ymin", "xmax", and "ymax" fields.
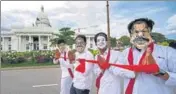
[
  {"xmin": 1, "ymin": 6, "xmax": 56, "ymax": 52},
  {"xmin": 1, "ymin": 6, "xmax": 98, "ymax": 52}
]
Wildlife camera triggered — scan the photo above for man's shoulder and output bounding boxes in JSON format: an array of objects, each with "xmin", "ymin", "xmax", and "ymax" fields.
[{"xmin": 154, "ymin": 44, "xmax": 176, "ymax": 53}]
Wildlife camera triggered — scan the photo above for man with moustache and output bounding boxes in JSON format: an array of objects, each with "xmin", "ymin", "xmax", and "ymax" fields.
[
  {"xmin": 53, "ymin": 39, "xmax": 74, "ymax": 94},
  {"xmin": 117, "ymin": 18, "xmax": 176, "ymax": 94},
  {"xmin": 93, "ymin": 32, "xmax": 135, "ymax": 94},
  {"xmin": 70, "ymin": 35, "xmax": 94, "ymax": 94}
]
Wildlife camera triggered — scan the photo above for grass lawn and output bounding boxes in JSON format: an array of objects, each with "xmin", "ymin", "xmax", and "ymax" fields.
[{"xmin": 1, "ymin": 62, "xmax": 58, "ymax": 68}]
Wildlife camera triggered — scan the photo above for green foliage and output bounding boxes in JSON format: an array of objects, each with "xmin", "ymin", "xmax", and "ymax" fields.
[
  {"xmin": 110, "ymin": 37, "xmax": 117, "ymax": 48},
  {"xmin": 118, "ymin": 35, "xmax": 130, "ymax": 46},
  {"xmin": 1, "ymin": 50, "xmax": 54, "ymax": 64},
  {"xmin": 158, "ymin": 41, "xmax": 169, "ymax": 46},
  {"xmin": 50, "ymin": 27, "xmax": 75, "ymax": 47},
  {"xmin": 88, "ymin": 48, "xmax": 99, "ymax": 57},
  {"xmin": 151, "ymin": 32, "xmax": 166, "ymax": 43}
]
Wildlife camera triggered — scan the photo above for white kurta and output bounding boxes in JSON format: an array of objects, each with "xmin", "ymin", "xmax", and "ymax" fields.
[
  {"xmin": 121, "ymin": 44, "xmax": 176, "ymax": 94},
  {"xmin": 72, "ymin": 50, "xmax": 94, "ymax": 90},
  {"xmin": 53, "ymin": 51, "xmax": 73, "ymax": 94},
  {"xmin": 94, "ymin": 49, "xmax": 133, "ymax": 94}
]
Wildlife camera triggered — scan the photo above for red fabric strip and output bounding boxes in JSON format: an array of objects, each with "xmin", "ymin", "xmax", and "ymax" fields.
[{"xmin": 64, "ymin": 52, "xmax": 74, "ymax": 78}]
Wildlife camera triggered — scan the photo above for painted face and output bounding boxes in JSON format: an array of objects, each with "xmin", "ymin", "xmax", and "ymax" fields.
[
  {"xmin": 96, "ymin": 36, "xmax": 107, "ymax": 49},
  {"xmin": 130, "ymin": 22, "xmax": 153, "ymax": 49},
  {"xmin": 57, "ymin": 43, "xmax": 66, "ymax": 53},
  {"xmin": 75, "ymin": 38, "xmax": 86, "ymax": 53}
]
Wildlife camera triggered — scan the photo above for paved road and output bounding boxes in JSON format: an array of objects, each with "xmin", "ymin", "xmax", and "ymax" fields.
[{"xmin": 1, "ymin": 68, "xmax": 96, "ymax": 94}]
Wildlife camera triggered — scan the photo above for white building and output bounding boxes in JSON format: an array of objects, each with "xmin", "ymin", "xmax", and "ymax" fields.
[{"xmin": 1, "ymin": 6, "xmax": 98, "ymax": 52}]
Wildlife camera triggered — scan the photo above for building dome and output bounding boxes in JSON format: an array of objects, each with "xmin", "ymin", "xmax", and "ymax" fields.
[{"xmin": 35, "ymin": 6, "xmax": 51, "ymax": 27}]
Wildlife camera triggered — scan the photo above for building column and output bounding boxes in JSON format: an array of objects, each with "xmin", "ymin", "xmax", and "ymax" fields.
[
  {"xmin": 29, "ymin": 35, "xmax": 32, "ymax": 51},
  {"xmin": 47, "ymin": 36, "xmax": 50, "ymax": 50},
  {"xmin": 18, "ymin": 35, "xmax": 21, "ymax": 52},
  {"xmin": 2, "ymin": 37, "xmax": 5, "ymax": 51},
  {"xmin": 39, "ymin": 35, "xmax": 41, "ymax": 50}
]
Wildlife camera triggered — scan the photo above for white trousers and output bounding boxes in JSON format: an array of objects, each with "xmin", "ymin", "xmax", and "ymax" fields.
[{"xmin": 60, "ymin": 76, "xmax": 72, "ymax": 94}]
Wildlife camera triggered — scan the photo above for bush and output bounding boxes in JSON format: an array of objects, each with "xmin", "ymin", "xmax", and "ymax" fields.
[{"xmin": 1, "ymin": 50, "xmax": 54, "ymax": 64}]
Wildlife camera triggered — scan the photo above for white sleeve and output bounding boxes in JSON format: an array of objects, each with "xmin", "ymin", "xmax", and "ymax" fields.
[
  {"xmin": 109, "ymin": 49, "xmax": 135, "ymax": 79},
  {"xmin": 53, "ymin": 58, "xmax": 59, "ymax": 64},
  {"xmin": 82, "ymin": 52, "xmax": 94, "ymax": 76},
  {"xmin": 165, "ymin": 47, "xmax": 176, "ymax": 86},
  {"xmin": 59, "ymin": 58, "xmax": 73, "ymax": 68}
]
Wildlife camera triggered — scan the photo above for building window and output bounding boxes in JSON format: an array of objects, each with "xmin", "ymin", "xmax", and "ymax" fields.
[
  {"xmin": 26, "ymin": 44, "xmax": 29, "ymax": 50},
  {"xmin": 43, "ymin": 36, "xmax": 47, "ymax": 41},
  {"xmin": 43, "ymin": 44, "xmax": 47, "ymax": 49},
  {"xmin": 90, "ymin": 43, "xmax": 93, "ymax": 48},
  {"xmin": 1, "ymin": 45, "xmax": 2, "ymax": 50},
  {"xmin": 9, "ymin": 37, "xmax": 11, "ymax": 41},
  {"xmin": 26, "ymin": 36, "xmax": 29, "ymax": 41},
  {"xmin": 8, "ymin": 45, "xmax": 11, "ymax": 51}
]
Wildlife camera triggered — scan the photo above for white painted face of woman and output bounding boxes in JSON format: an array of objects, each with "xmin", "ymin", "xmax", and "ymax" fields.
[{"xmin": 97, "ymin": 36, "xmax": 107, "ymax": 49}]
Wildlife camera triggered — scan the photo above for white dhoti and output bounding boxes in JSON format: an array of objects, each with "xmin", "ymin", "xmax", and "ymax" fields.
[{"xmin": 60, "ymin": 76, "xmax": 72, "ymax": 94}]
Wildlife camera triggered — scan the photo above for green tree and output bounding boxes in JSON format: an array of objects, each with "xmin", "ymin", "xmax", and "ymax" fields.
[
  {"xmin": 50, "ymin": 27, "xmax": 75, "ymax": 47},
  {"xmin": 110, "ymin": 37, "xmax": 117, "ymax": 48},
  {"xmin": 151, "ymin": 32, "xmax": 166, "ymax": 43},
  {"xmin": 118, "ymin": 35, "xmax": 130, "ymax": 46}
]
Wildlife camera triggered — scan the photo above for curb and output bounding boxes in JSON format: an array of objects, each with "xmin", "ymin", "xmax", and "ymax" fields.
[{"xmin": 1, "ymin": 65, "xmax": 59, "ymax": 71}]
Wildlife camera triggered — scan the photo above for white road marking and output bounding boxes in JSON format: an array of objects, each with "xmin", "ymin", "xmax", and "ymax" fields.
[{"xmin": 32, "ymin": 84, "xmax": 58, "ymax": 87}]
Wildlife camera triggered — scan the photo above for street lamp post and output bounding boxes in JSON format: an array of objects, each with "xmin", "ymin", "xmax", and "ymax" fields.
[{"xmin": 106, "ymin": 0, "xmax": 111, "ymax": 49}]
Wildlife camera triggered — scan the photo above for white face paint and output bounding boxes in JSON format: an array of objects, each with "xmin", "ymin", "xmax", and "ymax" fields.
[{"xmin": 96, "ymin": 36, "xmax": 107, "ymax": 49}]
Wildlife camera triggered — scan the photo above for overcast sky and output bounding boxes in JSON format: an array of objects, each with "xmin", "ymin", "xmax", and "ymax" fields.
[{"xmin": 1, "ymin": 1, "xmax": 176, "ymax": 39}]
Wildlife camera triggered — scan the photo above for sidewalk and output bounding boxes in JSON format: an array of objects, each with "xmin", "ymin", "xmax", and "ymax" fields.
[{"xmin": 1, "ymin": 65, "xmax": 59, "ymax": 71}]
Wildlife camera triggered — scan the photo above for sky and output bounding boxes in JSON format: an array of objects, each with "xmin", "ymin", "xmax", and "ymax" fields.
[{"xmin": 1, "ymin": 1, "xmax": 176, "ymax": 39}]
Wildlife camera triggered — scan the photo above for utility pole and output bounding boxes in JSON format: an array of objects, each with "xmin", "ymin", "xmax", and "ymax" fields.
[{"xmin": 106, "ymin": 0, "xmax": 111, "ymax": 48}]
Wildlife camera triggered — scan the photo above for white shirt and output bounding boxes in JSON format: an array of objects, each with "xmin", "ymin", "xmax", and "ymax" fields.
[
  {"xmin": 121, "ymin": 44, "xmax": 176, "ymax": 94},
  {"xmin": 53, "ymin": 51, "xmax": 73, "ymax": 78},
  {"xmin": 94, "ymin": 49, "xmax": 134, "ymax": 94},
  {"xmin": 73, "ymin": 50, "xmax": 94, "ymax": 90}
]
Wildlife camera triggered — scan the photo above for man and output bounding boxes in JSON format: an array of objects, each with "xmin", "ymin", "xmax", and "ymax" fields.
[
  {"xmin": 120, "ymin": 18, "xmax": 176, "ymax": 94},
  {"xmin": 70, "ymin": 35, "xmax": 94, "ymax": 94},
  {"xmin": 53, "ymin": 39, "xmax": 74, "ymax": 94},
  {"xmin": 93, "ymin": 32, "xmax": 135, "ymax": 94}
]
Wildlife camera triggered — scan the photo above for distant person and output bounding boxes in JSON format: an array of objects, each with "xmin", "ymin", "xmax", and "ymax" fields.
[{"xmin": 53, "ymin": 39, "xmax": 74, "ymax": 94}]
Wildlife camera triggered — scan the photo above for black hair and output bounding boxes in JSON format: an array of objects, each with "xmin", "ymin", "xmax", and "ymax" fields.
[
  {"xmin": 57, "ymin": 39, "xmax": 66, "ymax": 44},
  {"xmin": 94, "ymin": 32, "xmax": 107, "ymax": 44},
  {"xmin": 75, "ymin": 34, "xmax": 87, "ymax": 43},
  {"xmin": 169, "ymin": 41, "xmax": 176, "ymax": 49},
  {"xmin": 128, "ymin": 18, "xmax": 155, "ymax": 34}
]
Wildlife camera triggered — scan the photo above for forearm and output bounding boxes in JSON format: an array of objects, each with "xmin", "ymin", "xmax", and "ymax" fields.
[{"xmin": 53, "ymin": 58, "xmax": 59, "ymax": 64}]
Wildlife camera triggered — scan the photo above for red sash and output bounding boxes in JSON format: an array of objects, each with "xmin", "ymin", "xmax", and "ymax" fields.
[
  {"xmin": 64, "ymin": 52, "xmax": 74, "ymax": 78},
  {"xmin": 95, "ymin": 48, "xmax": 111, "ymax": 94},
  {"xmin": 125, "ymin": 43, "xmax": 154, "ymax": 94}
]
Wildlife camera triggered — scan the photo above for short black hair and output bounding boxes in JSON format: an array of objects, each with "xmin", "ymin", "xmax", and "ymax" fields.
[
  {"xmin": 57, "ymin": 39, "xmax": 66, "ymax": 44},
  {"xmin": 169, "ymin": 41, "xmax": 176, "ymax": 49},
  {"xmin": 75, "ymin": 34, "xmax": 87, "ymax": 43},
  {"xmin": 128, "ymin": 18, "xmax": 155, "ymax": 34},
  {"xmin": 94, "ymin": 32, "xmax": 107, "ymax": 44}
]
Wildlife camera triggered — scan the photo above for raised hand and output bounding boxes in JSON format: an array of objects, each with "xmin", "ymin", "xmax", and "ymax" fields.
[
  {"xmin": 68, "ymin": 50, "xmax": 76, "ymax": 63},
  {"xmin": 97, "ymin": 55, "xmax": 110, "ymax": 70},
  {"xmin": 54, "ymin": 49, "xmax": 60, "ymax": 59}
]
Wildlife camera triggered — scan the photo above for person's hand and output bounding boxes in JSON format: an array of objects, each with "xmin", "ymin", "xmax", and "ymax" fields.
[
  {"xmin": 153, "ymin": 72, "xmax": 169, "ymax": 80},
  {"xmin": 97, "ymin": 55, "xmax": 110, "ymax": 70},
  {"xmin": 68, "ymin": 51, "xmax": 76, "ymax": 63},
  {"xmin": 142, "ymin": 48, "xmax": 156, "ymax": 65},
  {"xmin": 54, "ymin": 49, "xmax": 60, "ymax": 59}
]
